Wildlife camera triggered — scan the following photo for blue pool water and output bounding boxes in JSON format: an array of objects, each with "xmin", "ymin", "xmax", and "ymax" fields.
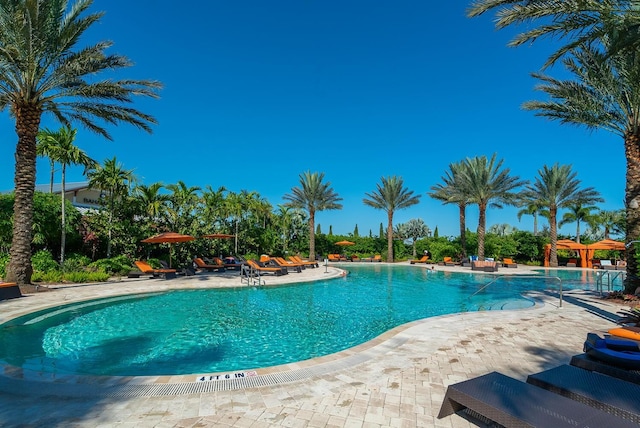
[{"xmin": 0, "ymin": 265, "xmax": 595, "ymax": 376}]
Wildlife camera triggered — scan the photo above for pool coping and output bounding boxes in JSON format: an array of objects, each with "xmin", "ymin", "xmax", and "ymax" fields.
[{"xmin": 0, "ymin": 265, "xmax": 564, "ymax": 397}]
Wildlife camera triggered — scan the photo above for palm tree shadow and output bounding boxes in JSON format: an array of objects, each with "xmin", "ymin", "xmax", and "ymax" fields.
[{"xmin": 544, "ymin": 291, "xmax": 623, "ymax": 323}]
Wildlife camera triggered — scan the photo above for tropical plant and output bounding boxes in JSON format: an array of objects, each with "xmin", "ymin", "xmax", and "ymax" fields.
[
  {"xmin": 590, "ymin": 209, "xmax": 626, "ymax": 240},
  {"xmin": 36, "ymin": 126, "xmax": 96, "ymax": 263},
  {"xmin": 2, "ymin": 0, "xmax": 161, "ymax": 285},
  {"xmin": 467, "ymin": 0, "xmax": 640, "ymax": 68},
  {"xmin": 523, "ymin": 164, "xmax": 603, "ymax": 267},
  {"xmin": 559, "ymin": 203, "xmax": 599, "ymax": 244},
  {"xmin": 133, "ymin": 182, "xmax": 168, "ymax": 228},
  {"xmin": 363, "ymin": 176, "xmax": 421, "ymax": 262},
  {"xmin": 88, "ymin": 157, "xmax": 137, "ymax": 257},
  {"xmin": 458, "ymin": 154, "xmax": 525, "ymax": 259},
  {"xmin": 516, "ymin": 196, "xmax": 545, "ymax": 236},
  {"xmin": 397, "ymin": 218, "xmax": 431, "ymax": 258},
  {"xmin": 429, "ymin": 161, "xmax": 470, "ymax": 257},
  {"xmin": 283, "ymin": 171, "xmax": 343, "ymax": 261}
]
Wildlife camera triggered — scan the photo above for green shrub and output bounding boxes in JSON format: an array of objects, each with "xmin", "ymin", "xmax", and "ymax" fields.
[
  {"xmin": 32, "ymin": 270, "xmax": 63, "ymax": 283},
  {"xmin": 0, "ymin": 253, "xmax": 8, "ymax": 279},
  {"xmin": 63, "ymin": 271, "xmax": 109, "ymax": 283},
  {"xmin": 88, "ymin": 255, "xmax": 133, "ymax": 275},
  {"xmin": 61, "ymin": 253, "xmax": 92, "ymax": 272},
  {"xmin": 31, "ymin": 250, "xmax": 59, "ymax": 273}
]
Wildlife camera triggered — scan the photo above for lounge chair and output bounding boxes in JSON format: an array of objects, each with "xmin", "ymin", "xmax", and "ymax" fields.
[
  {"xmin": 134, "ymin": 260, "xmax": 177, "ymax": 279},
  {"xmin": 290, "ymin": 256, "xmax": 318, "ymax": 267},
  {"xmin": 271, "ymin": 257, "xmax": 303, "ymax": 273},
  {"xmin": 350, "ymin": 255, "xmax": 360, "ymax": 262},
  {"xmin": 439, "ymin": 256, "xmax": 456, "ymax": 266},
  {"xmin": 212, "ymin": 257, "xmax": 243, "ymax": 270},
  {"xmin": 600, "ymin": 260, "xmax": 615, "ymax": 270},
  {"xmin": 372, "ymin": 254, "xmax": 382, "ymax": 262},
  {"xmin": 501, "ymin": 257, "xmax": 517, "ymax": 268},
  {"xmin": 616, "ymin": 260, "xmax": 627, "ymax": 270},
  {"xmin": 246, "ymin": 259, "xmax": 285, "ymax": 275},
  {"xmin": 410, "ymin": 255, "xmax": 429, "ymax": 264},
  {"xmin": 438, "ymin": 371, "xmax": 638, "ymax": 427},
  {"xmin": 193, "ymin": 257, "xmax": 225, "ymax": 272},
  {"xmin": 566, "ymin": 258, "xmax": 578, "ymax": 267},
  {"xmin": 526, "ymin": 364, "xmax": 640, "ymax": 424},
  {"xmin": 0, "ymin": 282, "xmax": 21, "ymax": 300},
  {"xmin": 328, "ymin": 254, "xmax": 346, "ymax": 262}
]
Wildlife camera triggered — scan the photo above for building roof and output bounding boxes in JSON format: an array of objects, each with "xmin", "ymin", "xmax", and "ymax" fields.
[{"xmin": 34, "ymin": 181, "xmax": 92, "ymax": 194}]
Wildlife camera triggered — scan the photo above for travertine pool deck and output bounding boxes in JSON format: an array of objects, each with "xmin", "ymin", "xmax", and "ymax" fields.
[{"xmin": 0, "ymin": 263, "xmax": 631, "ymax": 427}]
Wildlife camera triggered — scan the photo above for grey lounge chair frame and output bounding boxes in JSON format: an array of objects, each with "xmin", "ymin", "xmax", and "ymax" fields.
[
  {"xmin": 438, "ymin": 371, "xmax": 638, "ymax": 427},
  {"xmin": 571, "ymin": 353, "xmax": 640, "ymax": 385}
]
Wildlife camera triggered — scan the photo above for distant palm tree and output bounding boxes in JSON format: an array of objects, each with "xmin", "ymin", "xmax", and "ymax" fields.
[
  {"xmin": 459, "ymin": 154, "xmax": 525, "ymax": 259},
  {"xmin": 88, "ymin": 157, "xmax": 137, "ymax": 258},
  {"xmin": 133, "ymin": 182, "xmax": 168, "ymax": 228},
  {"xmin": 429, "ymin": 161, "xmax": 470, "ymax": 257},
  {"xmin": 36, "ymin": 126, "xmax": 96, "ymax": 263},
  {"xmin": 516, "ymin": 196, "xmax": 547, "ymax": 236},
  {"xmin": 590, "ymin": 209, "xmax": 626, "ymax": 240},
  {"xmin": 524, "ymin": 164, "xmax": 602, "ymax": 267},
  {"xmin": 559, "ymin": 203, "xmax": 599, "ymax": 244},
  {"xmin": 284, "ymin": 171, "xmax": 343, "ymax": 261},
  {"xmin": 2, "ymin": 0, "xmax": 161, "ymax": 285},
  {"xmin": 363, "ymin": 176, "xmax": 421, "ymax": 262},
  {"xmin": 166, "ymin": 181, "xmax": 201, "ymax": 233}
]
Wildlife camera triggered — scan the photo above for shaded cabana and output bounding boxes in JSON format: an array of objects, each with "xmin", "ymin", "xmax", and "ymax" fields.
[
  {"xmin": 544, "ymin": 239, "xmax": 587, "ymax": 268},
  {"xmin": 585, "ymin": 239, "xmax": 625, "ymax": 268}
]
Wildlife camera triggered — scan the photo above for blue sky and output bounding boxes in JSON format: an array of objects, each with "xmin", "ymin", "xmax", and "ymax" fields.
[{"xmin": 0, "ymin": 1, "xmax": 625, "ymax": 238}]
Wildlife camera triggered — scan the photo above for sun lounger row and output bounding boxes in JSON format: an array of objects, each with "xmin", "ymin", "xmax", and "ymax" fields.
[{"xmin": 439, "ymin": 332, "xmax": 640, "ymax": 427}]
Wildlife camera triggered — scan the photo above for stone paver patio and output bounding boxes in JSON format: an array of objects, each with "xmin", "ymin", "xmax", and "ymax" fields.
[{"xmin": 0, "ymin": 263, "xmax": 631, "ymax": 427}]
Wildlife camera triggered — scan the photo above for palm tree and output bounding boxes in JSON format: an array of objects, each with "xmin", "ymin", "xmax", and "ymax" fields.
[
  {"xmin": 559, "ymin": 203, "xmax": 599, "ymax": 244},
  {"xmin": 429, "ymin": 161, "xmax": 470, "ymax": 257},
  {"xmin": 133, "ymin": 182, "xmax": 168, "ymax": 229},
  {"xmin": 524, "ymin": 164, "xmax": 602, "ymax": 267},
  {"xmin": 459, "ymin": 154, "xmax": 525, "ymax": 259},
  {"xmin": 467, "ymin": 1, "xmax": 640, "ymax": 68},
  {"xmin": 522, "ymin": 42, "xmax": 638, "ymax": 288},
  {"xmin": 516, "ymin": 197, "xmax": 545, "ymax": 236},
  {"xmin": 36, "ymin": 126, "xmax": 96, "ymax": 263},
  {"xmin": 166, "ymin": 181, "xmax": 201, "ymax": 233},
  {"xmin": 88, "ymin": 157, "xmax": 137, "ymax": 258},
  {"xmin": 590, "ymin": 209, "xmax": 626, "ymax": 240},
  {"xmin": 363, "ymin": 176, "xmax": 421, "ymax": 262},
  {"xmin": 283, "ymin": 171, "xmax": 343, "ymax": 261},
  {"xmin": 2, "ymin": 0, "xmax": 161, "ymax": 285}
]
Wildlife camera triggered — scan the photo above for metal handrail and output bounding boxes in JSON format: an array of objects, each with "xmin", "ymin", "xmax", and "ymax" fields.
[{"xmin": 470, "ymin": 274, "xmax": 563, "ymax": 308}]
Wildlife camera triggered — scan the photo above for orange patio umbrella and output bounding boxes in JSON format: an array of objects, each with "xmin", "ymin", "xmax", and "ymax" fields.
[
  {"xmin": 201, "ymin": 233, "xmax": 236, "ymax": 258},
  {"xmin": 585, "ymin": 239, "xmax": 625, "ymax": 267},
  {"xmin": 141, "ymin": 232, "xmax": 195, "ymax": 267},
  {"xmin": 544, "ymin": 239, "xmax": 587, "ymax": 268},
  {"xmin": 335, "ymin": 240, "xmax": 355, "ymax": 255}
]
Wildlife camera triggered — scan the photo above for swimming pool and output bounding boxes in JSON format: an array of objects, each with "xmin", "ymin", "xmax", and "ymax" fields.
[{"xmin": 0, "ymin": 265, "xmax": 583, "ymax": 377}]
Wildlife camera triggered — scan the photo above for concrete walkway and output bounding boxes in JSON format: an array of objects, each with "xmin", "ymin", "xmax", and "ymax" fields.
[{"xmin": 0, "ymin": 263, "xmax": 631, "ymax": 427}]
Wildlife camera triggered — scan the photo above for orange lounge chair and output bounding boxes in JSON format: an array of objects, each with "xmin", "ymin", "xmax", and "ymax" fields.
[
  {"xmin": 134, "ymin": 260, "xmax": 177, "ymax": 279},
  {"xmin": 501, "ymin": 258, "xmax": 518, "ymax": 268},
  {"xmin": 290, "ymin": 256, "xmax": 318, "ymax": 267},
  {"xmin": 247, "ymin": 259, "xmax": 285, "ymax": 275},
  {"xmin": 328, "ymin": 254, "xmax": 342, "ymax": 262},
  {"xmin": 410, "ymin": 255, "xmax": 429, "ymax": 264},
  {"xmin": 272, "ymin": 257, "xmax": 303, "ymax": 272},
  {"xmin": 193, "ymin": 257, "xmax": 225, "ymax": 272},
  {"xmin": 372, "ymin": 254, "xmax": 382, "ymax": 262},
  {"xmin": 439, "ymin": 257, "xmax": 456, "ymax": 266}
]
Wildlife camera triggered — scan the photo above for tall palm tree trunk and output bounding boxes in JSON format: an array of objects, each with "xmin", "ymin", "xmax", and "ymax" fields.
[
  {"xmin": 549, "ymin": 207, "xmax": 558, "ymax": 267},
  {"xmin": 458, "ymin": 203, "xmax": 467, "ymax": 257},
  {"xmin": 533, "ymin": 213, "xmax": 538, "ymax": 236},
  {"xmin": 575, "ymin": 220, "xmax": 581, "ymax": 244},
  {"xmin": 624, "ymin": 132, "xmax": 640, "ymax": 293},
  {"xmin": 49, "ymin": 160, "xmax": 55, "ymax": 193},
  {"xmin": 477, "ymin": 203, "xmax": 487, "ymax": 260},
  {"xmin": 308, "ymin": 209, "xmax": 316, "ymax": 261},
  {"xmin": 6, "ymin": 106, "xmax": 42, "ymax": 285},
  {"xmin": 60, "ymin": 164, "xmax": 67, "ymax": 264},
  {"xmin": 387, "ymin": 211, "xmax": 394, "ymax": 262}
]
